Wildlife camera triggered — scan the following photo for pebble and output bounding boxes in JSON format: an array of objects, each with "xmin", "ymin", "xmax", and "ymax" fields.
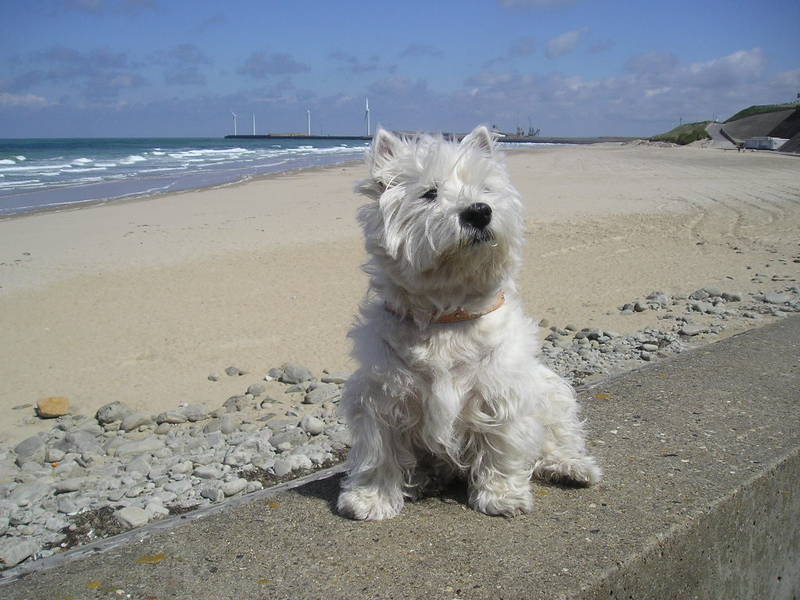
[
  {"xmin": 14, "ymin": 436, "xmax": 45, "ymax": 466},
  {"xmin": 114, "ymin": 506, "xmax": 150, "ymax": 529},
  {"xmin": 301, "ymin": 415, "xmax": 325, "ymax": 436},
  {"xmin": 156, "ymin": 411, "xmax": 187, "ymax": 425},
  {"xmin": 221, "ymin": 478, "xmax": 248, "ymax": 496},
  {"xmin": 679, "ymin": 324, "xmax": 706, "ymax": 337},
  {"xmin": 246, "ymin": 383, "xmax": 266, "ymax": 396},
  {"xmin": 280, "ymin": 363, "xmax": 314, "ymax": 384},
  {"xmin": 304, "ymin": 383, "xmax": 340, "ymax": 405},
  {"xmin": 121, "ymin": 412, "xmax": 152, "ymax": 432},
  {"xmin": 36, "ymin": 397, "xmax": 70, "ymax": 419},
  {"xmin": 0, "ymin": 539, "xmax": 40, "ymax": 568},
  {"xmin": 182, "ymin": 404, "xmax": 210, "ymax": 422},
  {"xmin": 96, "ymin": 401, "xmax": 133, "ymax": 425}
]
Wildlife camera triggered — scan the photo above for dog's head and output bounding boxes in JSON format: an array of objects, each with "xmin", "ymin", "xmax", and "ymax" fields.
[{"xmin": 356, "ymin": 125, "xmax": 524, "ymax": 296}]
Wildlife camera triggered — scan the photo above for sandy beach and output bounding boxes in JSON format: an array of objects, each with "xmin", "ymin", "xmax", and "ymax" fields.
[{"xmin": 1, "ymin": 144, "xmax": 799, "ymax": 446}]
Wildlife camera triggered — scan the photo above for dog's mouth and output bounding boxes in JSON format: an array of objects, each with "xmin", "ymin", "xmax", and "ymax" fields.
[{"xmin": 464, "ymin": 227, "xmax": 496, "ymax": 246}]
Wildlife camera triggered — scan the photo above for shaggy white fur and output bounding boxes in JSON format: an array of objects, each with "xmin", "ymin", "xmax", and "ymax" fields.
[{"xmin": 338, "ymin": 126, "xmax": 602, "ymax": 520}]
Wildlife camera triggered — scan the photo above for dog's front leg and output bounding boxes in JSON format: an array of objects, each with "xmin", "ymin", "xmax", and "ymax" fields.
[
  {"xmin": 338, "ymin": 385, "xmax": 411, "ymax": 520},
  {"xmin": 467, "ymin": 425, "xmax": 536, "ymax": 517}
]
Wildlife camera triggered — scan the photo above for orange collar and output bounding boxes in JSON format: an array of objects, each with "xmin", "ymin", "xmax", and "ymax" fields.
[{"xmin": 386, "ymin": 291, "xmax": 505, "ymax": 324}]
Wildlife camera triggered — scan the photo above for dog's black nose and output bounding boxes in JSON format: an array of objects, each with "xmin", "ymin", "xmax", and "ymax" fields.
[{"xmin": 460, "ymin": 202, "xmax": 492, "ymax": 230}]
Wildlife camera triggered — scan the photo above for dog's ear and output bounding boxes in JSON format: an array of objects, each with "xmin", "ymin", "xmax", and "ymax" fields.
[
  {"xmin": 369, "ymin": 128, "xmax": 401, "ymax": 176},
  {"xmin": 461, "ymin": 125, "xmax": 495, "ymax": 155}
]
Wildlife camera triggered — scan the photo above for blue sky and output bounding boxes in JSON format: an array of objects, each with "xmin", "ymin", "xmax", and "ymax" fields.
[{"xmin": 1, "ymin": 0, "xmax": 799, "ymax": 137}]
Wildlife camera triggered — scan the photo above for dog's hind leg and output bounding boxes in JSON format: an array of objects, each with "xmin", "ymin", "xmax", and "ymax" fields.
[
  {"xmin": 530, "ymin": 365, "xmax": 602, "ymax": 486},
  {"xmin": 337, "ymin": 380, "xmax": 413, "ymax": 520}
]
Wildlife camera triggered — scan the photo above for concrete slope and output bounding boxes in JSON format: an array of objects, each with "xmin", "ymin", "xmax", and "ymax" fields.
[
  {"xmin": 722, "ymin": 108, "xmax": 796, "ymax": 142},
  {"xmin": 779, "ymin": 131, "xmax": 800, "ymax": 154},
  {"xmin": 705, "ymin": 122, "xmax": 737, "ymax": 149},
  {"xmin": 2, "ymin": 317, "xmax": 799, "ymax": 600}
]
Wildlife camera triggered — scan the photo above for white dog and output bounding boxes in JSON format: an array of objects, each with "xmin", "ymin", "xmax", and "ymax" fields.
[{"xmin": 338, "ymin": 126, "xmax": 601, "ymax": 520}]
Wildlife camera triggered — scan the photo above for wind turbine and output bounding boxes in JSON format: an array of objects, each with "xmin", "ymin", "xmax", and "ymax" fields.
[
  {"xmin": 307, "ymin": 108, "xmax": 311, "ymax": 136},
  {"xmin": 231, "ymin": 111, "xmax": 238, "ymax": 136},
  {"xmin": 252, "ymin": 112, "xmax": 256, "ymax": 135},
  {"xmin": 365, "ymin": 97, "xmax": 371, "ymax": 137}
]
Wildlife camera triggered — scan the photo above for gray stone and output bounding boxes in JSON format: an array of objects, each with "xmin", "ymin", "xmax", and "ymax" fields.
[
  {"xmin": 272, "ymin": 458, "xmax": 292, "ymax": 477},
  {"xmin": 54, "ymin": 478, "xmax": 84, "ymax": 494},
  {"xmin": 321, "ymin": 372, "xmax": 350, "ymax": 385},
  {"xmin": 0, "ymin": 538, "xmax": 40, "ymax": 568},
  {"xmin": 270, "ymin": 428, "xmax": 308, "ymax": 449},
  {"xmin": 170, "ymin": 460, "xmax": 193, "ymax": 475},
  {"xmin": 680, "ymin": 324, "xmax": 706, "ymax": 337},
  {"xmin": 193, "ymin": 465, "xmax": 222, "ymax": 480},
  {"xmin": 96, "ymin": 401, "xmax": 133, "ymax": 424},
  {"xmin": 689, "ymin": 300, "xmax": 715, "ymax": 314},
  {"xmin": 126, "ymin": 456, "xmax": 151, "ymax": 476},
  {"xmin": 221, "ymin": 478, "xmax": 248, "ymax": 497},
  {"xmin": 280, "ymin": 363, "xmax": 314, "ymax": 384},
  {"xmin": 115, "ymin": 437, "xmax": 164, "ymax": 457},
  {"xmin": 208, "ymin": 373, "xmax": 220, "ymax": 382},
  {"xmin": 156, "ymin": 411, "xmax": 187, "ymax": 424},
  {"xmin": 45, "ymin": 447, "xmax": 65, "ymax": 463},
  {"xmin": 722, "ymin": 291, "xmax": 742, "ymax": 302},
  {"xmin": 301, "ymin": 415, "xmax": 325, "ymax": 436},
  {"xmin": 114, "ymin": 506, "xmax": 150, "ymax": 529},
  {"xmin": 163, "ymin": 479, "xmax": 192, "ymax": 495},
  {"xmin": 145, "ymin": 502, "xmax": 170, "ymax": 519},
  {"xmin": 764, "ymin": 292, "xmax": 793, "ymax": 305},
  {"xmin": 223, "ymin": 446, "xmax": 255, "ymax": 467},
  {"xmin": 325, "ymin": 426, "xmax": 352, "ymax": 448},
  {"xmin": 225, "ymin": 366, "xmax": 244, "ymax": 376},
  {"xmin": 59, "ymin": 430, "xmax": 102, "ymax": 455},
  {"xmin": 223, "ymin": 395, "xmax": 248, "ymax": 412},
  {"xmin": 14, "ymin": 435, "xmax": 45, "ymax": 466},
  {"xmin": 182, "ymin": 403, "xmax": 209, "ymax": 422},
  {"xmin": 641, "ymin": 343, "xmax": 659, "ymax": 352},
  {"xmin": 304, "ymin": 383, "xmax": 340, "ymax": 405},
  {"xmin": 203, "ymin": 420, "xmax": 222, "ymax": 434},
  {"xmin": 121, "ymin": 412, "xmax": 153, "ymax": 432},
  {"xmin": 246, "ymin": 383, "xmax": 266, "ymax": 396},
  {"xmin": 10, "ymin": 481, "xmax": 52, "ymax": 507},
  {"xmin": 57, "ymin": 496, "xmax": 79, "ymax": 515},
  {"xmin": 200, "ymin": 485, "xmax": 223, "ymax": 502},
  {"xmin": 220, "ymin": 414, "xmax": 238, "ymax": 435}
]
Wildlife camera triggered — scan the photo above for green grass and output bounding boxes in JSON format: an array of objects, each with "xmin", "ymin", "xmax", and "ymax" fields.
[
  {"xmin": 650, "ymin": 121, "xmax": 711, "ymax": 145},
  {"xmin": 725, "ymin": 103, "xmax": 798, "ymax": 123}
]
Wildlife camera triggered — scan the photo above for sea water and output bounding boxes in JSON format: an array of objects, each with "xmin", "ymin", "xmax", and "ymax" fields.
[{"xmin": 0, "ymin": 137, "xmax": 369, "ymax": 216}]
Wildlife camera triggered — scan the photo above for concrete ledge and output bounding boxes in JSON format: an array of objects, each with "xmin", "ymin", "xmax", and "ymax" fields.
[{"xmin": 2, "ymin": 317, "xmax": 799, "ymax": 599}]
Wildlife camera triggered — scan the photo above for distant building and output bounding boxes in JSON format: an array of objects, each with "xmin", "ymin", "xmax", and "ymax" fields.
[{"xmin": 744, "ymin": 136, "xmax": 790, "ymax": 150}]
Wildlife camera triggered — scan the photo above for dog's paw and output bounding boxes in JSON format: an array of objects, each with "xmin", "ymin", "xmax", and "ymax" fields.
[
  {"xmin": 337, "ymin": 487, "xmax": 403, "ymax": 521},
  {"xmin": 469, "ymin": 484, "xmax": 534, "ymax": 517},
  {"xmin": 534, "ymin": 454, "xmax": 603, "ymax": 487}
]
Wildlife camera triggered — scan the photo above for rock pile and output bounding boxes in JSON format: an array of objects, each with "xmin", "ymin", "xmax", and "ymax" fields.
[{"xmin": 0, "ymin": 364, "xmax": 350, "ymax": 569}]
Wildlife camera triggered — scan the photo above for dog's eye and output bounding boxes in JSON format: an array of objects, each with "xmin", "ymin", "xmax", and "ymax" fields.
[{"xmin": 421, "ymin": 187, "xmax": 437, "ymax": 201}]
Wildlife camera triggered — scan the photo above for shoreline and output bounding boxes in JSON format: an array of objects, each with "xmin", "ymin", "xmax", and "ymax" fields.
[
  {"xmin": 0, "ymin": 139, "xmax": 628, "ymax": 222},
  {"xmin": 0, "ymin": 158, "xmax": 364, "ymax": 223}
]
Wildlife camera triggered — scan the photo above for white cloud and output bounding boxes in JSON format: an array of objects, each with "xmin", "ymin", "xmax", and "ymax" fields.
[
  {"xmin": 0, "ymin": 92, "xmax": 50, "ymax": 107},
  {"xmin": 545, "ymin": 27, "xmax": 589, "ymax": 59}
]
